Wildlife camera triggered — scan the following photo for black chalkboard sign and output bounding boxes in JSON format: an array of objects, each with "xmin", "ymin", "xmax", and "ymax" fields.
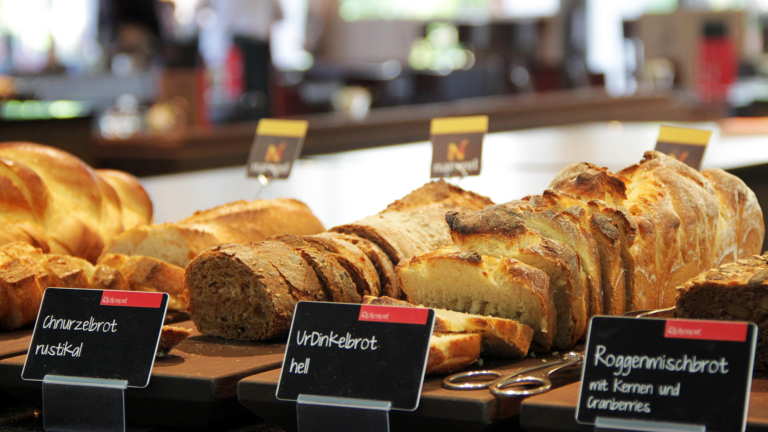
[
  {"xmin": 22, "ymin": 288, "xmax": 168, "ymax": 388},
  {"xmin": 577, "ymin": 316, "xmax": 756, "ymax": 431},
  {"xmin": 276, "ymin": 302, "xmax": 435, "ymax": 411}
]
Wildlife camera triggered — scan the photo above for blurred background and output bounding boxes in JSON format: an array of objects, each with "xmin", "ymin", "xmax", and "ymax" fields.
[{"xmin": 0, "ymin": 0, "xmax": 767, "ymax": 175}]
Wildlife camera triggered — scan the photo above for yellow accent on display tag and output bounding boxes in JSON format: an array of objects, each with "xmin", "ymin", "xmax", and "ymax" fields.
[
  {"xmin": 655, "ymin": 125, "xmax": 712, "ymax": 170},
  {"xmin": 430, "ymin": 116, "xmax": 488, "ymax": 135},
  {"xmin": 657, "ymin": 125, "xmax": 711, "ymax": 146},
  {"xmin": 256, "ymin": 119, "xmax": 309, "ymax": 138}
]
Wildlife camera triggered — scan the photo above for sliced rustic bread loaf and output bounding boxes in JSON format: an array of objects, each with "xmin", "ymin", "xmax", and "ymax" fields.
[
  {"xmin": 446, "ymin": 209, "xmax": 586, "ymax": 348},
  {"xmin": 323, "ymin": 232, "xmax": 400, "ymax": 299},
  {"xmin": 397, "ymin": 247, "xmax": 556, "ymax": 352}
]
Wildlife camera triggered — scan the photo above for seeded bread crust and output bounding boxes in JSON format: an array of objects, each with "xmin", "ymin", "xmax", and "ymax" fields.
[{"xmin": 676, "ymin": 253, "xmax": 768, "ymax": 365}]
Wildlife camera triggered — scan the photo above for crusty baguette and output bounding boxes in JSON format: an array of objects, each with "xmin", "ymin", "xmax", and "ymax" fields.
[
  {"xmin": 362, "ymin": 296, "xmax": 532, "ymax": 358},
  {"xmin": 397, "ymin": 247, "xmax": 556, "ymax": 352},
  {"xmin": 0, "ymin": 142, "xmax": 152, "ymax": 263},
  {"xmin": 426, "ymin": 332, "xmax": 482, "ymax": 375}
]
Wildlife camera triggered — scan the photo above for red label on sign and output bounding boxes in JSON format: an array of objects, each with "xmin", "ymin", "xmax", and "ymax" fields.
[
  {"xmin": 100, "ymin": 291, "xmax": 164, "ymax": 308},
  {"xmin": 358, "ymin": 305, "xmax": 429, "ymax": 325},
  {"xmin": 664, "ymin": 319, "xmax": 748, "ymax": 342}
]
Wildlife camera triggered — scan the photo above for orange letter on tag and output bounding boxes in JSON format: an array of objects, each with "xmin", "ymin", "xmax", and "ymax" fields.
[
  {"xmin": 447, "ymin": 139, "xmax": 468, "ymax": 161},
  {"xmin": 265, "ymin": 142, "xmax": 287, "ymax": 163}
]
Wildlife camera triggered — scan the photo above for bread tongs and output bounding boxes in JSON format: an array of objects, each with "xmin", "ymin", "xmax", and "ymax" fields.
[{"xmin": 442, "ymin": 351, "xmax": 584, "ymax": 397}]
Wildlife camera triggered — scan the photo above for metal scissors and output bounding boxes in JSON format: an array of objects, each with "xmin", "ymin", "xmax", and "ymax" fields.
[{"xmin": 442, "ymin": 351, "xmax": 584, "ymax": 397}]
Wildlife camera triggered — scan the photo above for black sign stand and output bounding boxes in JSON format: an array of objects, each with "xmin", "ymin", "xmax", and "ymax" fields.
[
  {"xmin": 43, "ymin": 375, "xmax": 127, "ymax": 432},
  {"xmin": 297, "ymin": 395, "xmax": 391, "ymax": 432},
  {"xmin": 594, "ymin": 417, "xmax": 704, "ymax": 432}
]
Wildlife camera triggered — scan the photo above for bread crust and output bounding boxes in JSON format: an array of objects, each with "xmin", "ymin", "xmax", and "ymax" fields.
[{"xmin": 426, "ymin": 333, "xmax": 482, "ymax": 375}]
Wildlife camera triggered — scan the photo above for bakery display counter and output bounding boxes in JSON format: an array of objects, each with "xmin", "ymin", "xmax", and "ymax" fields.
[
  {"xmin": 95, "ymin": 91, "xmax": 721, "ymax": 176},
  {"xmin": 519, "ymin": 373, "xmax": 768, "ymax": 432},
  {"xmin": 238, "ymin": 350, "xmax": 583, "ymax": 432}
]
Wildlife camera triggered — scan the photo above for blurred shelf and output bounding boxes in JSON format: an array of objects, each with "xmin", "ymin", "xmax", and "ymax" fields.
[{"xmin": 93, "ymin": 90, "xmax": 724, "ymax": 177}]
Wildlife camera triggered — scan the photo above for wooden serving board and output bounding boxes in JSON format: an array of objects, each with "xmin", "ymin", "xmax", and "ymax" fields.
[
  {"xmin": 0, "ymin": 320, "xmax": 286, "ymax": 429},
  {"xmin": 238, "ymin": 351, "xmax": 583, "ymax": 432},
  {"xmin": 519, "ymin": 372, "xmax": 768, "ymax": 432}
]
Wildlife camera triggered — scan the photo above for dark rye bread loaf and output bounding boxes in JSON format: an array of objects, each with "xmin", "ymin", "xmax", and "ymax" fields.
[
  {"xmin": 185, "ymin": 243, "xmax": 326, "ymax": 340},
  {"xmin": 676, "ymin": 253, "xmax": 768, "ymax": 365}
]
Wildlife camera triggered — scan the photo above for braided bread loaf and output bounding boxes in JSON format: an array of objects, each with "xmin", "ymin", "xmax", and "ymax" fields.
[{"xmin": 0, "ymin": 142, "xmax": 153, "ymax": 263}]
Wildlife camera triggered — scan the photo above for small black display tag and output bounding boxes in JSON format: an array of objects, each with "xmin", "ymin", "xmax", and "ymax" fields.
[
  {"xmin": 246, "ymin": 119, "xmax": 308, "ymax": 180},
  {"xmin": 276, "ymin": 302, "xmax": 435, "ymax": 411},
  {"xmin": 577, "ymin": 316, "xmax": 756, "ymax": 431},
  {"xmin": 430, "ymin": 115, "xmax": 487, "ymax": 178},
  {"xmin": 22, "ymin": 288, "xmax": 168, "ymax": 388}
]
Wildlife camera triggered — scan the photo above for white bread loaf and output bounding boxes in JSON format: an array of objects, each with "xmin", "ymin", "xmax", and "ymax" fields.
[{"xmin": 0, "ymin": 142, "xmax": 153, "ymax": 263}]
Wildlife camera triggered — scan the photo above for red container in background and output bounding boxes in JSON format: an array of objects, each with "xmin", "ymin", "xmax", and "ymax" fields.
[{"xmin": 697, "ymin": 21, "xmax": 737, "ymax": 102}]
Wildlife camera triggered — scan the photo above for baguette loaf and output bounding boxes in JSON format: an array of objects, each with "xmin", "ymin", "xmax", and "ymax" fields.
[{"xmin": 0, "ymin": 142, "xmax": 153, "ymax": 262}]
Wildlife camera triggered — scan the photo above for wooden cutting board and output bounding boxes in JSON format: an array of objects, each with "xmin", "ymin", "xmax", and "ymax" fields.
[
  {"xmin": 0, "ymin": 320, "xmax": 286, "ymax": 429},
  {"xmin": 0, "ymin": 328, "xmax": 33, "ymax": 361},
  {"xmin": 519, "ymin": 372, "xmax": 768, "ymax": 432},
  {"xmin": 237, "ymin": 351, "xmax": 583, "ymax": 432}
]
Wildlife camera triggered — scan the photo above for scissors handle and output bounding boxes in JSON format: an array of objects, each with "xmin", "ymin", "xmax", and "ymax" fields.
[
  {"xmin": 442, "ymin": 370, "xmax": 502, "ymax": 390},
  {"xmin": 490, "ymin": 356, "xmax": 583, "ymax": 397}
]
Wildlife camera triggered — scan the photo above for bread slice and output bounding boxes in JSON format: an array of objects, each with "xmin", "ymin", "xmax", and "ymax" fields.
[
  {"xmin": 362, "ymin": 296, "xmax": 532, "ymax": 358},
  {"xmin": 446, "ymin": 209, "xmax": 586, "ymax": 348},
  {"xmin": 269, "ymin": 234, "xmax": 360, "ymax": 303},
  {"xmin": 322, "ymin": 232, "xmax": 400, "ymax": 299},
  {"xmin": 248, "ymin": 241, "xmax": 327, "ymax": 302},
  {"xmin": 531, "ymin": 190, "xmax": 626, "ymax": 315},
  {"xmin": 496, "ymin": 200, "xmax": 603, "ymax": 317},
  {"xmin": 156, "ymin": 325, "xmax": 192, "ymax": 357},
  {"xmin": 185, "ymin": 243, "xmax": 303, "ymax": 340},
  {"xmin": 549, "ymin": 162, "xmax": 639, "ymax": 312},
  {"xmin": 426, "ymin": 333, "xmax": 482, "ymax": 375},
  {"xmin": 397, "ymin": 247, "xmax": 556, "ymax": 352},
  {"xmin": 301, "ymin": 234, "xmax": 380, "ymax": 297}
]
